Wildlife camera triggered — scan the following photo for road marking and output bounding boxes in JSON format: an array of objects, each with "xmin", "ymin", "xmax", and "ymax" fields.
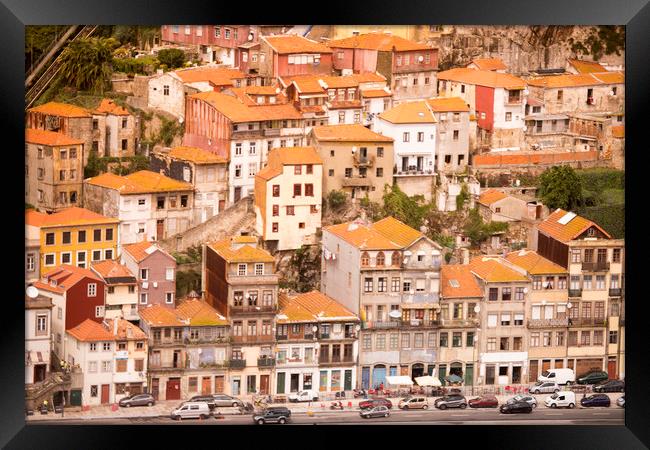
[
  {"xmin": 544, "ymin": 413, "xmax": 563, "ymax": 416},
  {"xmin": 450, "ymin": 414, "xmax": 470, "ymax": 417}
]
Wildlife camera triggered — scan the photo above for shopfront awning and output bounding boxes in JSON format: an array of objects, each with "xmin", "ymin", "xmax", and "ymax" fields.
[
  {"xmin": 415, "ymin": 376, "xmax": 442, "ymax": 387},
  {"xmin": 386, "ymin": 376, "xmax": 414, "ymax": 386}
]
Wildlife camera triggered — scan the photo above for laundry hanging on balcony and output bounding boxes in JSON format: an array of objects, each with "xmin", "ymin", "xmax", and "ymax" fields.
[{"xmin": 323, "ymin": 248, "xmax": 336, "ymax": 261}]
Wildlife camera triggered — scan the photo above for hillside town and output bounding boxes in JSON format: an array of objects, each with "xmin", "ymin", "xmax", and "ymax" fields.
[{"xmin": 24, "ymin": 25, "xmax": 625, "ymax": 425}]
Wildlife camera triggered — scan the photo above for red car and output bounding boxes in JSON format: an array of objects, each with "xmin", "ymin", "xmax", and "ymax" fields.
[
  {"xmin": 468, "ymin": 396, "xmax": 499, "ymax": 408},
  {"xmin": 359, "ymin": 398, "xmax": 393, "ymax": 410}
]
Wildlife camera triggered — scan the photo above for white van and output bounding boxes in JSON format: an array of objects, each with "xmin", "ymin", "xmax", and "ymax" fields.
[
  {"xmin": 544, "ymin": 391, "xmax": 576, "ymax": 409},
  {"xmin": 288, "ymin": 390, "xmax": 319, "ymax": 402},
  {"xmin": 170, "ymin": 402, "xmax": 212, "ymax": 420},
  {"xmin": 538, "ymin": 368, "xmax": 575, "ymax": 385}
]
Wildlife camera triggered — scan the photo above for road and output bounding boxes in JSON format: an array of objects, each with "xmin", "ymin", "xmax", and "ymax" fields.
[{"xmin": 32, "ymin": 406, "xmax": 624, "ymax": 426}]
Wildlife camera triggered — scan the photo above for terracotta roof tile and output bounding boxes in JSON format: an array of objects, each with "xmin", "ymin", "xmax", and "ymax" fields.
[
  {"xmin": 26, "ymin": 207, "xmax": 118, "ymax": 228},
  {"xmin": 611, "ymin": 125, "xmax": 624, "ymax": 138},
  {"xmin": 350, "ymin": 72, "xmax": 387, "ymax": 83},
  {"xmin": 175, "ymin": 66, "xmax": 246, "ymax": 86},
  {"xmin": 40, "ymin": 264, "xmax": 103, "ymax": 292},
  {"xmin": 94, "ymin": 98, "xmax": 130, "ymax": 116},
  {"xmin": 85, "ymin": 170, "xmax": 193, "ymax": 194},
  {"xmin": 526, "ymin": 72, "xmax": 624, "ymax": 88},
  {"xmin": 440, "ymin": 265, "xmax": 483, "ymax": 298},
  {"xmin": 139, "ymin": 304, "xmax": 187, "ymax": 327},
  {"xmin": 426, "ymin": 97, "xmax": 470, "ymax": 112},
  {"xmin": 505, "ymin": 250, "xmax": 567, "ymax": 275},
  {"xmin": 277, "ymin": 290, "xmax": 358, "ymax": 323},
  {"xmin": 324, "ymin": 217, "xmax": 425, "ymax": 250},
  {"xmin": 567, "ymin": 59, "xmax": 608, "ymax": 74},
  {"xmin": 28, "ymin": 101, "xmax": 91, "ymax": 118},
  {"xmin": 166, "ymin": 146, "xmax": 228, "ymax": 164},
  {"xmin": 469, "ymin": 58, "xmax": 507, "ymax": 71},
  {"xmin": 478, "ymin": 189, "xmax": 509, "ymax": 206},
  {"xmin": 90, "ymin": 260, "xmax": 136, "ymax": 281},
  {"xmin": 122, "ymin": 241, "xmax": 173, "ymax": 263},
  {"xmin": 438, "ymin": 67, "xmax": 526, "ymax": 89},
  {"xmin": 25, "ymin": 129, "xmax": 84, "ymax": 146},
  {"xmin": 371, "ymin": 217, "xmax": 425, "ymax": 248},
  {"xmin": 263, "ymin": 35, "xmax": 332, "ymax": 54},
  {"xmin": 537, "ymin": 208, "xmax": 611, "ymax": 243},
  {"xmin": 469, "ymin": 256, "xmax": 529, "ymax": 283},
  {"xmin": 176, "ymin": 298, "xmax": 228, "ymax": 326},
  {"xmin": 311, "ymin": 124, "xmax": 393, "ymax": 142},
  {"xmin": 190, "ymin": 91, "xmax": 302, "ymax": 123},
  {"xmin": 208, "ymin": 237, "xmax": 274, "ymax": 263},
  {"xmin": 257, "ymin": 147, "xmax": 323, "ymax": 181},
  {"xmin": 379, "ymin": 100, "xmax": 437, "ymax": 124},
  {"xmin": 103, "ymin": 318, "xmax": 147, "ymax": 340},
  {"xmin": 328, "ymin": 33, "xmax": 430, "ymax": 52},
  {"xmin": 360, "ymin": 89, "xmax": 392, "ymax": 98},
  {"xmin": 67, "ymin": 319, "xmax": 115, "ymax": 341}
]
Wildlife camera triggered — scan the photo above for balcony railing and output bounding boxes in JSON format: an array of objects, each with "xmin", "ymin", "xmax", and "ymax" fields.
[
  {"xmin": 363, "ymin": 319, "xmax": 440, "ymax": 330},
  {"xmin": 353, "ymin": 153, "xmax": 375, "ymax": 167},
  {"xmin": 609, "ymin": 288, "xmax": 622, "ymax": 297},
  {"xmin": 263, "ymin": 128, "xmax": 281, "ymax": 136},
  {"xmin": 568, "ymin": 317, "xmax": 607, "ymax": 327},
  {"xmin": 527, "ymin": 318, "xmax": 569, "ymax": 328},
  {"xmin": 231, "ymin": 334, "xmax": 275, "ymax": 343},
  {"xmin": 394, "ymin": 168, "xmax": 434, "ymax": 177},
  {"xmin": 568, "ymin": 289, "xmax": 582, "ymax": 298},
  {"xmin": 341, "ymin": 176, "xmax": 372, "ymax": 187},
  {"xmin": 230, "ymin": 305, "xmax": 277, "ymax": 314},
  {"xmin": 440, "ymin": 318, "xmax": 480, "ymax": 328},
  {"xmin": 276, "ymin": 334, "xmax": 288, "ymax": 341},
  {"xmin": 184, "ymin": 336, "xmax": 230, "ymax": 345},
  {"xmin": 581, "ymin": 261, "xmax": 610, "ymax": 272},
  {"xmin": 319, "ymin": 356, "xmax": 355, "ymax": 365},
  {"xmin": 319, "ymin": 332, "xmax": 330, "ymax": 339},
  {"xmin": 257, "ymin": 358, "xmax": 276, "ymax": 367},
  {"xmin": 229, "ymin": 359, "xmax": 246, "ymax": 369}
]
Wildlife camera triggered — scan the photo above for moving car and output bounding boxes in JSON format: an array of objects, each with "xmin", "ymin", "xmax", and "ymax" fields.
[
  {"xmin": 288, "ymin": 389, "xmax": 319, "ymax": 403},
  {"xmin": 434, "ymin": 395, "xmax": 467, "ymax": 410},
  {"xmin": 212, "ymin": 394, "xmax": 244, "ymax": 408},
  {"xmin": 507, "ymin": 395, "xmax": 537, "ymax": 408},
  {"xmin": 577, "ymin": 371, "xmax": 609, "ymax": 385},
  {"xmin": 593, "ymin": 380, "xmax": 625, "ymax": 393},
  {"xmin": 398, "ymin": 396, "xmax": 429, "ymax": 410},
  {"xmin": 170, "ymin": 402, "xmax": 212, "ymax": 420},
  {"xmin": 500, "ymin": 401, "xmax": 533, "ymax": 414},
  {"xmin": 468, "ymin": 395, "xmax": 499, "ymax": 408},
  {"xmin": 253, "ymin": 407, "xmax": 291, "ymax": 425},
  {"xmin": 580, "ymin": 394, "xmax": 611, "ymax": 407},
  {"xmin": 544, "ymin": 391, "xmax": 576, "ymax": 409},
  {"xmin": 118, "ymin": 393, "xmax": 155, "ymax": 408},
  {"xmin": 617, "ymin": 395, "xmax": 625, "ymax": 408},
  {"xmin": 529, "ymin": 381, "xmax": 560, "ymax": 394},
  {"xmin": 537, "ymin": 368, "xmax": 576, "ymax": 385},
  {"xmin": 360, "ymin": 405, "xmax": 390, "ymax": 419},
  {"xmin": 359, "ymin": 398, "xmax": 393, "ymax": 410},
  {"xmin": 189, "ymin": 395, "xmax": 217, "ymax": 410}
]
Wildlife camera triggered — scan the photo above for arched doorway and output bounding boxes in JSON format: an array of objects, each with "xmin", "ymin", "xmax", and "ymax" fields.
[
  {"xmin": 450, "ymin": 362, "xmax": 463, "ymax": 378},
  {"xmin": 411, "ymin": 363, "xmax": 425, "ymax": 380},
  {"xmin": 372, "ymin": 364, "xmax": 387, "ymax": 389}
]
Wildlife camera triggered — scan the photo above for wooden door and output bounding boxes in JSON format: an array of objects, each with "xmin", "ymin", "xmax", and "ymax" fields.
[
  {"xmin": 202, "ymin": 377, "xmax": 212, "ymax": 395},
  {"xmin": 234, "ymin": 187, "xmax": 241, "ymax": 202},
  {"xmin": 166, "ymin": 378, "xmax": 181, "ymax": 400},
  {"xmin": 607, "ymin": 358, "xmax": 618, "ymax": 379},
  {"xmin": 218, "ymin": 200, "xmax": 225, "ymax": 213},
  {"xmin": 101, "ymin": 384, "xmax": 110, "ymax": 404},
  {"xmin": 260, "ymin": 375, "xmax": 269, "ymax": 395},
  {"xmin": 214, "ymin": 376, "xmax": 224, "ymax": 394},
  {"xmin": 156, "ymin": 220, "xmax": 164, "ymax": 240},
  {"xmin": 151, "ymin": 378, "xmax": 159, "ymax": 400},
  {"xmin": 542, "ymin": 359, "xmax": 551, "ymax": 373},
  {"xmin": 529, "ymin": 360, "xmax": 539, "ymax": 382}
]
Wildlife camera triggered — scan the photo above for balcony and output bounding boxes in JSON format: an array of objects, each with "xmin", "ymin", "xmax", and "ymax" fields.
[
  {"xmin": 229, "ymin": 359, "xmax": 246, "ymax": 369},
  {"xmin": 581, "ymin": 261, "xmax": 610, "ymax": 272},
  {"xmin": 303, "ymin": 334, "xmax": 314, "ymax": 340},
  {"xmin": 609, "ymin": 288, "xmax": 622, "ymax": 297},
  {"xmin": 568, "ymin": 317, "xmax": 607, "ymax": 327},
  {"xmin": 341, "ymin": 176, "xmax": 372, "ymax": 187},
  {"xmin": 276, "ymin": 334, "xmax": 288, "ymax": 341},
  {"xmin": 319, "ymin": 332, "xmax": 330, "ymax": 339},
  {"xmin": 440, "ymin": 318, "xmax": 480, "ymax": 328},
  {"xmin": 401, "ymin": 292, "xmax": 440, "ymax": 304},
  {"xmin": 184, "ymin": 336, "xmax": 231, "ymax": 345},
  {"xmin": 394, "ymin": 168, "xmax": 434, "ymax": 177},
  {"xmin": 319, "ymin": 355, "xmax": 355, "ymax": 365},
  {"xmin": 568, "ymin": 289, "xmax": 582, "ymax": 298},
  {"xmin": 257, "ymin": 357, "xmax": 276, "ymax": 367},
  {"xmin": 231, "ymin": 334, "xmax": 275, "ymax": 344},
  {"xmin": 505, "ymin": 96, "xmax": 522, "ymax": 105},
  {"xmin": 226, "ymin": 273, "xmax": 279, "ymax": 285},
  {"xmin": 149, "ymin": 362, "xmax": 187, "ymax": 370},
  {"xmin": 527, "ymin": 318, "xmax": 569, "ymax": 328},
  {"xmin": 363, "ymin": 319, "xmax": 440, "ymax": 330},
  {"xmin": 263, "ymin": 128, "xmax": 281, "ymax": 137},
  {"xmin": 353, "ymin": 153, "xmax": 375, "ymax": 167},
  {"xmin": 230, "ymin": 304, "xmax": 277, "ymax": 315}
]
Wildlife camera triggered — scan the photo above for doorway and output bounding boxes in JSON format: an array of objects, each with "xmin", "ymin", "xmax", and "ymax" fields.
[
  {"xmin": 290, "ymin": 374, "xmax": 300, "ymax": 392},
  {"xmin": 276, "ymin": 372, "xmax": 285, "ymax": 394},
  {"xmin": 344, "ymin": 370, "xmax": 352, "ymax": 391},
  {"xmin": 512, "ymin": 366, "xmax": 522, "ymax": 384},
  {"xmin": 166, "ymin": 378, "xmax": 181, "ymax": 400},
  {"xmin": 260, "ymin": 375, "xmax": 269, "ymax": 395},
  {"xmin": 151, "ymin": 378, "xmax": 159, "ymax": 400},
  {"xmin": 234, "ymin": 187, "xmax": 242, "ymax": 202},
  {"xmin": 214, "ymin": 376, "xmax": 225, "ymax": 393},
  {"xmin": 361, "ymin": 367, "xmax": 370, "ymax": 390},
  {"xmin": 372, "ymin": 365, "xmax": 386, "ymax": 389},
  {"xmin": 156, "ymin": 219, "xmax": 164, "ymax": 240},
  {"xmin": 529, "ymin": 360, "xmax": 539, "ymax": 383},
  {"xmin": 33, "ymin": 364, "xmax": 46, "ymax": 383},
  {"xmin": 232, "ymin": 378, "xmax": 241, "ymax": 396},
  {"xmin": 218, "ymin": 199, "xmax": 225, "ymax": 213},
  {"xmin": 201, "ymin": 377, "xmax": 211, "ymax": 395},
  {"xmin": 411, "ymin": 363, "xmax": 424, "ymax": 380},
  {"xmin": 449, "ymin": 363, "xmax": 463, "ymax": 378},
  {"xmin": 607, "ymin": 357, "xmax": 617, "ymax": 379},
  {"xmin": 173, "ymin": 350, "xmax": 181, "ymax": 368},
  {"xmin": 100, "ymin": 384, "xmax": 110, "ymax": 404}
]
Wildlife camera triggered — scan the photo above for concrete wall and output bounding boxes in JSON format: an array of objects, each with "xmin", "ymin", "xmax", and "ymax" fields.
[{"xmin": 434, "ymin": 110, "xmax": 470, "ymax": 173}]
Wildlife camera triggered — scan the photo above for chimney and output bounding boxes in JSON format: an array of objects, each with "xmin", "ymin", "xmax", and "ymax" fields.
[
  {"xmin": 462, "ymin": 248, "xmax": 470, "ymax": 265},
  {"xmin": 113, "ymin": 319, "xmax": 119, "ymax": 336}
]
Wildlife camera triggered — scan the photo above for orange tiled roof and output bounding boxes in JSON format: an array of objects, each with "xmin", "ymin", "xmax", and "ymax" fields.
[
  {"xmin": 350, "ymin": 72, "xmax": 387, "ymax": 83},
  {"xmin": 85, "ymin": 170, "xmax": 193, "ymax": 194},
  {"xmin": 232, "ymin": 235, "xmax": 257, "ymax": 244},
  {"xmin": 538, "ymin": 209, "xmax": 611, "ymax": 243},
  {"xmin": 277, "ymin": 290, "xmax": 358, "ymax": 323},
  {"xmin": 175, "ymin": 66, "xmax": 246, "ymax": 86},
  {"xmin": 328, "ymin": 32, "xmax": 430, "ymax": 52},
  {"xmin": 31, "ymin": 280, "xmax": 65, "ymax": 295},
  {"xmin": 567, "ymin": 59, "xmax": 607, "ymax": 74},
  {"xmin": 378, "ymin": 100, "xmax": 436, "ymax": 124},
  {"xmin": 190, "ymin": 91, "xmax": 302, "ymax": 123},
  {"xmin": 176, "ymin": 298, "xmax": 228, "ymax": 326},
  {"xmin": 227, "ymin": 86, "xmax": 287, "ymax": 106},
  {"xmin": 360, "ymin": 89, "xmax": 391, "ymax": 98},
  {"xmin": 505, "ymin": 249, "xmax": 567, "ymax": 275},
  {"xmin": 208, "ymin": 238, "xmax": 274, "ymax": 263},
  {"xmin": 257, "ymin": 146, "xmax": 323, "ymax": 181},
  {"xmin": 67, "ymin": 319, "xmax": 115, "ymax": 341},
  {"xmin": 426, "ymin": 97, "xmax": 470, "ymax": 112},
  {"xmin": 469, "ymin": 256, "xmax": 529, "ymax": 283},
  {"xmin": 263, "ymin": 35, "xmax": 332, "ymax": 54},
  {"xmin": 167, "ymin": 146, "xmax": 227, "ymax": 164},
  {"xmin": 437, "ymin": 68, "xmax": 526, "ymax": 89},
  {"xmin": 94, "ymin": 98, "xmax": 130, "ymax": 116},
  {"xmin": 324, "ymin": 216, "xmax": 425, "ymax": 250},
  {"xmin": 25, "ymin": 129, "xmax": 84, "ymax": 146},
  {"xmin": 122, "ymin": 241, "xmax": 172, "ymax": 263},
  {"xmin": 26, "ymin": 207, "xmax": 118, "ymax": 228},
  {"xmin": 28, "ymin": 101, "xmax": 91, "ymax": 118},
  {"xmin": 612, "ymin": 125, "xmax": 624, "ymax": 138},
  {"xmin": 440, "ymin": 265, "xmax": 483, "ymax": 298},
  {"xmin": 526, "ymin": 72, "xmax": 624, "ymax": 88},
  {"xmin": 39, "ymin": 264, "xmax": 103, "ymax": 292},
  {"xmin": 139, "ymin": 304, "xmax": 187, "ymax": 327},
  {"xmin": 103, "ymin": 318, "xmax": 147, "ymax": 340},
  {"xmin": 90, "ymin": 260, "xmax": 136, "ymax": 281},
  {"xmin": 478, "ymin": 189, "xmax": 509, "ymax": 206},
  {"xmin": 469, "ymin": 57, "xmax": 507, "ymax": 71},
  {"xmin": 311, "ymin": 124, "xmax": 393, "ymax": 143},
  {"xmin": 371, "ymin": 217, "xmax": 425, "ymax": 248}
]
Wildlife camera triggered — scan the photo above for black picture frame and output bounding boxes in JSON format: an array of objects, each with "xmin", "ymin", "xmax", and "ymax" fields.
[{"xmin": 3, "ymin": 0, "xmax": 647, "ymax": 447}]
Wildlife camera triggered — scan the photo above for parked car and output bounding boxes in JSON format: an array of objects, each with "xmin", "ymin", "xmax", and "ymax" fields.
[
  {"xmin": 529, "ymin": 381, "xmax": 560, "ymax": 394},
  {"xmin": 468, "ymin": 396, "xmax": 499, "ymax": 408},
  {"xmin": 359, "ymin": 398, "xmax": 393, "ymax": 410},
  {"xmin": 398, "ymin": 396, "xmax": 429, "ymax": 410},
  {"xmin": 434, "ymin": 395, "xmax": 467, "ymax": 410},
  {"xmin": 189, "ymin": 395, "xmax": 217, "ymax": 410},
  {"xmin": 617, "ymin": 395, "xmax": 625, "ymax": 408},
  {"xmin": 118, "ymin": 393, "xmax": 155, "ymax": 408},
  {"xmin": 577, "ymin": 371, "xmax": 609, "ymax": 385},
  {"xmin": 593, "ymin": 380, "xmax": 625, "ymax": 393},
  {"xmin": 360, "ymin": 405, "xmax": 390, "ymax": 419},
  {"xmin": 500, "ymin": 401, "xmax": 533, "ymax": 414},
  {"xmin": 580, "ymin": 394, "xmax": 611, "ymax": 408},
  {"xmin": 253, "ymin": 407, "xmax": 291, "ymax": 425},
  {"xmin": 170, "ymin": 402, "xmax": 212, "ymax": 420},
  {"xmin": 212, "ymin": 394, "xmax": 243, "ymax": 408},
  {"xmin": 288, "ymin": 389, "xmax": 319, "ymax": 403},
  {"xmin": 507, "ymin": 395, "xmax": 538, "ymax": 409},
  {"xmin": 544, "ymin": 391, "xmax": 576, "ymax": 409},
  {"xmin": 538, "ymin": 368, "xmax": 576, "ymax": 385}
]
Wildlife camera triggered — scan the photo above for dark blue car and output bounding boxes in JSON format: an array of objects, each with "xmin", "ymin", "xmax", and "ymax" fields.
[{"xmin": 580, "ymin": 394, "xmax": 611, "ymax": 407}]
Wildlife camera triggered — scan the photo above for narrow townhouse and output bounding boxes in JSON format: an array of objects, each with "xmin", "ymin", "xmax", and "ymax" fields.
[
  {"xmin": 259, "ymin": 34, "xmax": 333, "ymax": 82},
  {"xmin": 426, "ymin": 97, "xmax": 471, "ymax": 174},
  {"xmin": 90, "ymin": 260, "xmax": 139, "ymax": 322}
]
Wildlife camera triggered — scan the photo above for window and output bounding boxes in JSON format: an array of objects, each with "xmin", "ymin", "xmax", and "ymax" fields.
[
  {"xmin": 390, "ymin": 334, "xmax": 399, "ymax": 350},
  {"xmin": 376, "ymin": 334, "xmax": 386, "ymax": 350},
  {"xmin": 461, "ymin": 85, "xmax": 465, "ymax": 93},
  {"xmin": 558, "ymin": 276, "xmax": 567, "ymax": 289},
  {"xmin": 44, "ymin": 254, "xmax": 55, "ymax": 266},
  {"xmin": 248, "ymin": 163, "xmax": 257, "ymax": 177},
  {"xmin": 487, "ymin": 338, "xmax": 497, "ymax": 351},
  {"xmin": 255, "ymin": 263, "xmax": 264, "ymax": 275},
  {"xmin": 583, "ymin": 275, "xmax": 592, "ymax": 290},
  {"xmin": 338, "ymin": 111, "xmax": 345, "ymax": 124},
  {"xmin": 140, "ymin": 293, "xmax": 148, "ymax": 304},
  {"xmin": 580, "ymin": 331, "xmax": 591, "ymax": 346},
  {"xmin": 238, "ymin": 264, "xmax": 247, "ymax": 276},
  {"xmin": 345, "ymin": 168, "xmax": 352, "ymax": 178},
  {"xmin": 593, "ymin": 330, "xmax": 604, "ymax": 346},
  {"xmin": 45, "ymin": 233, "xmax": 55, "ymax": 246},
  {"xmin": 272, "ymin": 185, "xmax": 280, "ymax": 197},
  {"xmin": 403, "ymin": 132, "xmax": 410, "ymax": 142},
  {"xmin": 596, "ymin": 275, "xmax": 606, "ymax": 290},
  {"xmin": 489, "ymin": 288, "xmax": 498, "ymax": 301},
  {"xmin": 166, "ymin": 293, "xmax": 174, "ymax": 304},
  {"xmin": 499, "ymin": 337, "xmax": 509, "ymax": 350},
  {"xmin": 116, "ymin": 359, "xmax": 127, "ymax": 372},
  {"xmin": 92, "ymin": 229, "xmax": 102, "ymax": 242},
  {"xmin": 505, "ymin": 112, "xmax": 512, "ymax": 122},
  {"xmin": 514, "ymin": 313, "xmax": 524, "ymax": 326},
  {"xmin": 60, "ymin": 252, "xmax": 71, "ymax": 264},
  {"xmin": 417, "ymin": 132, "xmax": 424, "ymax": 142},
  {"xmin": 249, "ymin": 142, "xmax": 256, "ymax": 155},
  {"xmin": 513, "ymin": 337, "xmax": 523, "ymax": 350},
  {"xmin": 286, "ymin": 205, "xmax": 295, "ymax": 216},
  {"xmin": 571, "ymin": 249, "xmax": 581, "ymax": 263},
  {"xmin": 402, "ymin": 333, "xmax": 411, "ymax": 348},
  {"xmin": 363, "ymin": 334, "xmax": 372, "ymax": 350},
  {"xmin": 502, "ymin": 287, "xmax": 511, "ymax": 301},
  {"xmin": 272, "ymin": 223, "xmax": 279, "ymax": 233},
  {"xmin": 612, "ymin": 248, "xmax": 621, "ymax": 263},
  {"xmin": 376, "ymin": 277, "xmax": 387, "ymax": 293},
  {"xmin": 180, "ymin": 195, "xmax": 188, "ymax": 208},
  {"xmin": 364, "ymin": 277, "xmax": 373, "ymax": 293},
  {"xmin": 90, "ymin": 385, "xmax": 98, "ymax": 397},
  {"xmin": 103, "ymin": 342, "xmax": 111, "ymax": 352},
  {"xmin": 87, "ymin": 283, "xmax": 97, "ymax": 297},
  {"xmin": 515, "ymin": 287, "xmax": 525, "ymax": 301},
  {"xmin": 452, "ymin": 332, "xmax": 462, "ymax": 347},
  {"xmin": 235, "ymin": 164, "xmax": 242, "ymax": 178},
  {"xmin": 501, "ymin": 313, "xmax": 511, "ymax": 326},
  {"xmin": 163, "ymin": 85, "xmax": 170, "ymax": 96},
  {"xmin": 305, "ymin": 184, "xmax": 314, "ymax": 196},
  {"xmin": 235, "ymin": 143, "xmax": 242, "ymax": 156},
  {"xmin": 609, "ymin": 331, "xmax": 618, "ymax": 344},
  {"xmin": 403, "ymin": 280, "xmax": 412, "ymax": 292},
  {"xmin": 392, "ymin": 278, "xmax": 400, "ymax": 292},
  {"xmin": 487, "ymin": 314, "xmax": 498, "ymax": 327},
  {"xmin": 557, "ymin": 90, "xmax": 563, "ymax": 101},
  {"xmin": 439, "ymin": 332, "xmax": 448, "ymax": 347},
  {"xmin": 272, "ymin": 205, "xmax": 279, "ymax": 216}
]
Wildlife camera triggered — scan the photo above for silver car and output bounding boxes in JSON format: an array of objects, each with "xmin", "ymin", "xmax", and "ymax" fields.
[
  {"xmin": 616, "ymin": 395, "xmax": 625, "ymax": 408},
  {"xmin": 360, "ymin": 405, "xmax": 390, "ymax": 419},
  {"xmin": 507, "ymin": 395, "xmax": 538, "ymax": 408},
  {"xmin": 212, "ymin": 394, "xmax": 244, "ymax": 408},
  {"xmin": 529, "ymin": 381, "xmax": 560, "ymax": 394}
]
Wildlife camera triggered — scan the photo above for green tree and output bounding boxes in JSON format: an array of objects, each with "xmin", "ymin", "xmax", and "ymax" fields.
[
  {"xmin": 381, "ymin": 184, "xmax": 430, "ymax": 231},
  {"xmin": 463, "ymin": 208, "xmax": 508, "ymax": 247},
  {"xmin": 538, "ymin": 165, "xmax": 583, "ymax": 211},
  {"xmin": 59, "ymin": 37, "xmax": 119, "ymax": 93},
  {"xmin": 157, "ymin": 48, "xmax": 186, "ymax": 69},
  {"xmin": 327, "ymin": 190, "xmax": 348, "ymax": 210}
]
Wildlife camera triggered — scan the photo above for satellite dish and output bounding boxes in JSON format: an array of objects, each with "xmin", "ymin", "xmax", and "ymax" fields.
[
  {"xmin": 523, "ymin": 89, "xmax": 529, "ymax": 95},
  {"xmin": 312, "ymin": 325, "xmax": 318, "ymax": 332},
  {"xmin": 567, "ymin": 302, "xmax": 573, "ymax": 309},
  {"xmin": 275, "ymin": 87, "xmax": 281, "ymax": 94},
  {"xmin": 26, "ymin": 286, "xmax": 39, "ymax": 299},
  {"xmin": 178, "ymin": 117, "xmax": 184, "ymax": 124},
  {"xmin": 473, "ymin": 305, "xmax": 481, "ymax": 313},
  {"xmin": 389, "ymin": 310, "xmax": 402, "ymax": 319},
  {"xmin": 523, "ymin": 288, "xmax": 529, "ymax": 293},
  {"xmin": 248, "ymin": 32, "xmax": 254, "ymax": 41},
  {"xmin": 418, "ymin": 55, "xmax": 424, "ymax": 62}
]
